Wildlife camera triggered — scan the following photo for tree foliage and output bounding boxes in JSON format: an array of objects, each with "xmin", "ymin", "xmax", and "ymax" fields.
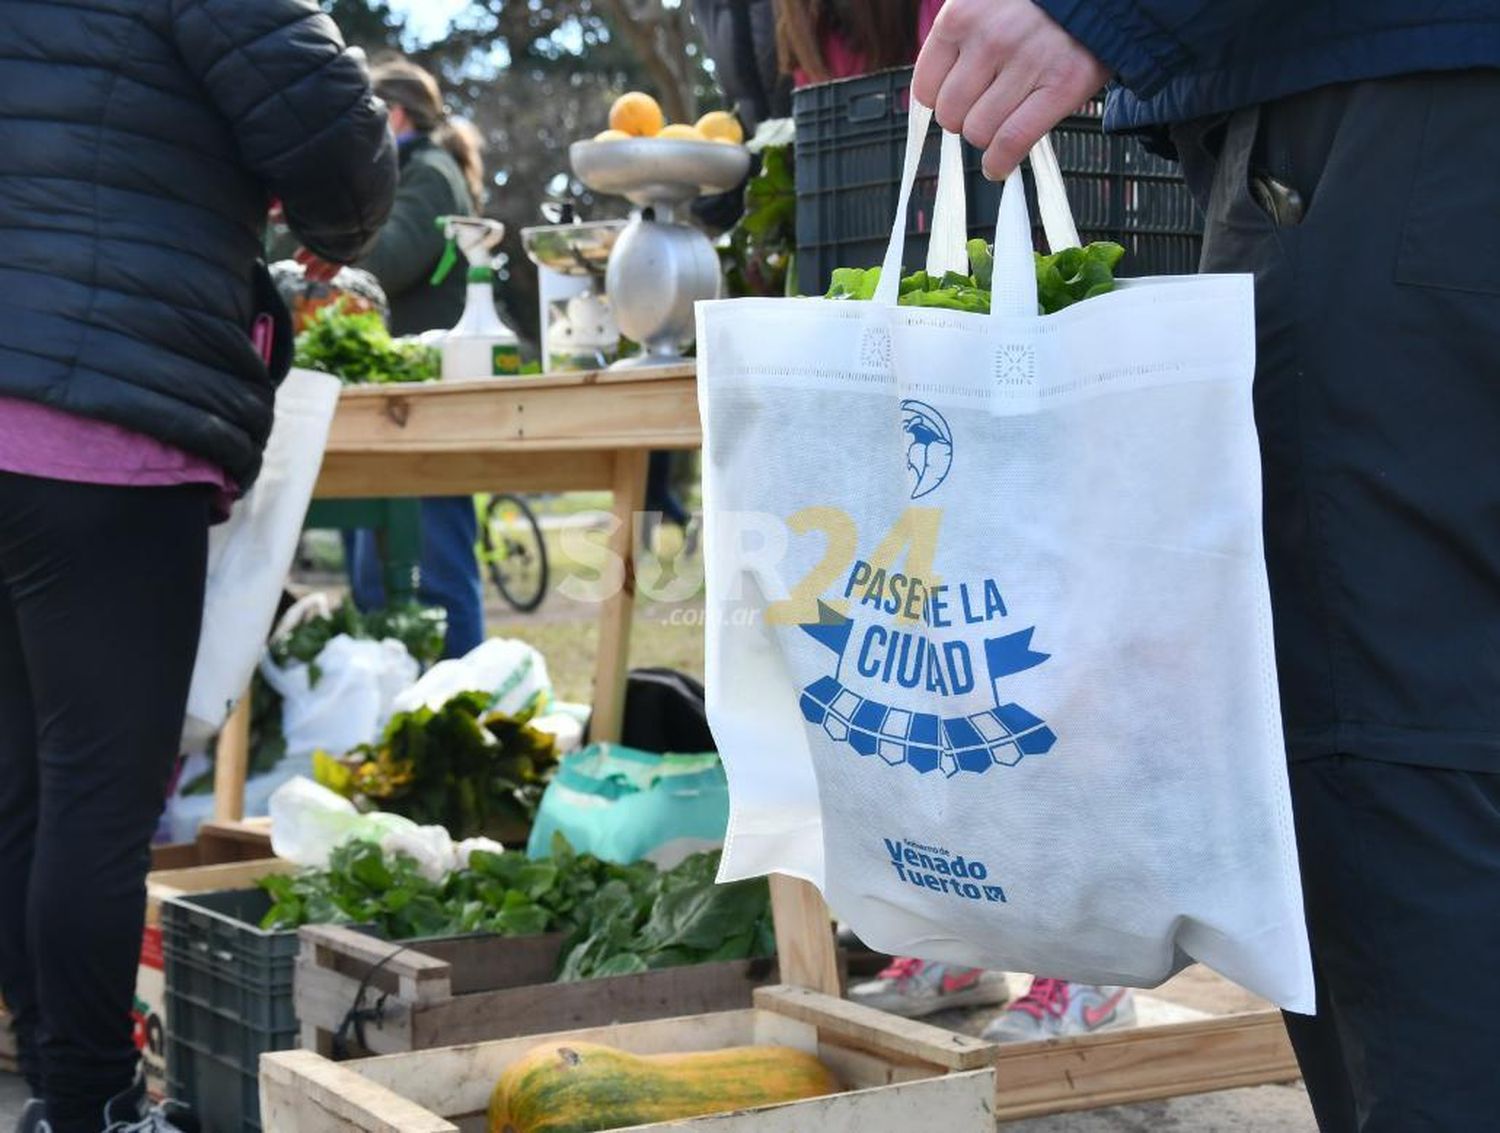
[{"xmin": 321, "ymin": 0, "xmax": 721, "ymax": 347}]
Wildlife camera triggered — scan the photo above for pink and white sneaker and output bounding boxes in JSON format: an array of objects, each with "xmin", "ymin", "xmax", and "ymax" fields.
[
  {"xmin": 849, "ymin": 958, "xmax": 1011, "ymax": 1018},
  {"xmin": 981, "ymin": 978, "xmax": 1137, "ymax": 1042}
]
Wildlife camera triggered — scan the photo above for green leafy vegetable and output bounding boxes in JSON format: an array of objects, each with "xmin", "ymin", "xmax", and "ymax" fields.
[
  {"xmin": 327, "ymin": 691, "xmax": 559, "ymax": 839},
  {"xmin": 184, "ymin": 602, "xmax": 446, "ymax": 796},
  {"xmin": 720, "ymin": 140, "xmax": 796, "ymax": 299},
  {"xmin": 271, "ymin": 602, "xmax": 448, "ymax": 685},
  {"xmin": 293, "ymin": 302, "xmax": 439, "ymax": 385},
  {"xmin": 259, "ymin": 834, "xmax": 774, "ymax": 980},
  {"xmin": 826, "ymin": 239, "xmax": 1126, "ymax": 316},
  {"xmin": 826, "ymin": 267, "xmax": 880, "ymax": 301}
]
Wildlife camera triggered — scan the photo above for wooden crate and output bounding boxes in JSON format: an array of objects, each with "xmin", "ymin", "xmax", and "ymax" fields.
[
  {"xmin": 146, "ymin": 857, "xmax": 300, "ymax": 925},
  {"xmin": 262, "ymin": 984, "xmax": 997, "ymax": 1132},
  {"xmin": 989, "ymin": 1006, "xmax": 1298, "ymax": 1121},
  {"xmin": 149, "ymin": 818, "xmax": 274, "ymax": 872},
  {"xmin": 296, "ymin": 924, "xmax": 789, "ymax": 1058}
]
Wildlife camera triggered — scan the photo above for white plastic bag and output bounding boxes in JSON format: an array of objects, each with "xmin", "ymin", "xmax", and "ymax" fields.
[
  {"xmin": 162, "ymin": 750, "xmax": 317, "ymax": 843},
  {"xmin": 269, "ymin": 777, "xmax": 456, "ymax": 881},
  {"xmin": 260, "ymin": 634, "xmax": 418, "ymax": 758},
  {"xmin": 391, "ymin": 637, "xmax": 553, "ymax": 719},
  {"xmin": 181, "ymin": 369, "xmax": 341, "ymax": 752},
  {"xmin": 697, "ymin": 105, "xmax": 1313, "ymax": 1012}
]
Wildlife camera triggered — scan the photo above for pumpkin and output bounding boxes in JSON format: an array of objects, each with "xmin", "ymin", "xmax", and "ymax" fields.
[{"xmin": 488, "ymin": 1041, "xmax": 841, "ymax": 1133}]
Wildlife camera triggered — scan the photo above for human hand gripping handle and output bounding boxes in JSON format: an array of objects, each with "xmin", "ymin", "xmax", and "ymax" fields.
[{"xmin": 914, "ymin": 0, "xmax": 1109, "ymax": 180}]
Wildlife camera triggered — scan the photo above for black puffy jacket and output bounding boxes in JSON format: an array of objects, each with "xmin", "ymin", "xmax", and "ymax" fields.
[{"xmin": 0, "ymin": 0, "xmax": 398, "ymax": 487}]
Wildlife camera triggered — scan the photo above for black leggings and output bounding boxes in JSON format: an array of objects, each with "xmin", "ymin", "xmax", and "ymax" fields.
[{"xmin": 0, "ymin": 473, "xmax": 208, "ymax": 1132}]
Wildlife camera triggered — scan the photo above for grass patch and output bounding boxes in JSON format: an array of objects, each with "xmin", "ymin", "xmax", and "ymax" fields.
[{"xmin": 488, "ymin": 603, "xmax": 705, "ymax": 704}]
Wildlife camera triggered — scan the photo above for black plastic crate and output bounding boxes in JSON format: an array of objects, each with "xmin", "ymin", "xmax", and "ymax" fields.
[
  {"xmin": 162, "ymin": 889, "xmax": 299, "ymax": 1133},
  {"xmin": 793, "ymin": 67, "xmax": 1203, "ymax": 295}
]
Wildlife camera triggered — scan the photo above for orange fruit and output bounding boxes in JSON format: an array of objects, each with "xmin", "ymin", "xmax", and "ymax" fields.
[
  {"xmin": 594, "ymin": 129, "xmax": 632, "ymax": 142},
  {"xmin": 658, "ymin": 123, "xmax": 705, "ymax": 141},
  {"xmin": 609, "ymin": 92, "xmax": 664, "ymax": 138},
  {"xmin": 695, "ymin": 110, "xmax": 744, "ymax": 145}
]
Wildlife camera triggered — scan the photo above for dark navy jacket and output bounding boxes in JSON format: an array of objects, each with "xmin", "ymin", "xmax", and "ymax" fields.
[
  {"xmin": 1034, "ymin": 0, "xmax": 1500, "ymax": 130},
  {"xmin": 0, "ymin": 0, "xmax": 397, "ymax": 488}
]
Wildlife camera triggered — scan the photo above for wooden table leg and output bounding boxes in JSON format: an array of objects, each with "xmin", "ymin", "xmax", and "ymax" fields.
[
  {"xmin": 212, "ymin": 693, "xmax": 252, "ymax": 823},
  {"xmin": 770, "ymin": 875, "xmax": 843, "ymax": 996},
  {"xmin": 589, "ymin": 450, "xmax": 648, "ymax": 744}
]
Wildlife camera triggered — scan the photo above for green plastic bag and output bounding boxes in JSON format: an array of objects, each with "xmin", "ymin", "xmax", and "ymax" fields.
[{"xmin": 526, "ymin": 744, "xmax": 730, "ymax": 867}]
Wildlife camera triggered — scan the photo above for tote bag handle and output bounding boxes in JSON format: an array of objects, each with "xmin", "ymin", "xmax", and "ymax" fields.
[{"xmin": 872, "ymin": 101, "xmax": 1081, "ymax": 319}]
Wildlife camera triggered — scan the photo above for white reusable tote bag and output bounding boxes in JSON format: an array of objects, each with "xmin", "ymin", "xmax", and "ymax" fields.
[
  {"xmin": 180, "ymin": 368, "xmax": 341, "ymax": 751},
  {"xmin": 696, "ymin": 106, "xmax": 1314, "ymax": 1012}
]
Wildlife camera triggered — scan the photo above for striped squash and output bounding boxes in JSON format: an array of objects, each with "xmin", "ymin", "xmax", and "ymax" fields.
[{"xmin": 488, "ymin": 1041, "xmax": 842, "ymax": 1133}]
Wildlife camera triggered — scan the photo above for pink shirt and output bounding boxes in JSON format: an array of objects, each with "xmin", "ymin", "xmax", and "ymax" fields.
[
  {"xmin": 0, "ymin": 396, "xmax": 237, "ymax": 519},
  {"xmin": 795, "ymin": 0, "xmax": 945, "ymax": 86}
]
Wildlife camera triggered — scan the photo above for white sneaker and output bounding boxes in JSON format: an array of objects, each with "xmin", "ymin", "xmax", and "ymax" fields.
[
  {"xmin": 981, "ymin": 978, "xmax": 1137, "ymax": 1042},
  {"xmin": 16, "ymin": 1099, "xmax": 46, "ymax": 1133},
  {"xmin": 849, "ymin": 958, "xmax": 1011, "ymax": 1018},
  {"xmin": 99, "ymin": 1073, "xmax": 199, "ymax": 1133}
]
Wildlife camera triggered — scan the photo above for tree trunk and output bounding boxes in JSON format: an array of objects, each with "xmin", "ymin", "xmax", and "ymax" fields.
[{"xmin": 593, "ymin": 0, "xmax": 699, "ymax": 124}]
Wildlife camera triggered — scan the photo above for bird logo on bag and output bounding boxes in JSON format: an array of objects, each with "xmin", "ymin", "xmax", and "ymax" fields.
[{"xmin": 901, "ymin": 400, "xmax": 953, "ymax": 499}]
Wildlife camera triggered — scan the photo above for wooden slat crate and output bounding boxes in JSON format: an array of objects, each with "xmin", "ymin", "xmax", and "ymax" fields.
[
  {"xmin": 989, "ymin": 1007, "xmax": 1298, "ymax": 1120},
  {"xmin": 295, "ymin": 924, "xmax": 792, "ymax": 1058},
  {"xmin": 149, "ymin": 818, "xmax": 275, "ymax": 872},
  {"xmin": 261, "ymin": 984, "xmax": 998, "ymax": 1132}
]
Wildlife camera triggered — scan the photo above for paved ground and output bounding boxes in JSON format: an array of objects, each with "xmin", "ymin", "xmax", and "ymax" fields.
[{"xmin": 0, "ymin": 1073, "xmax": 25, "ymax": 1125}]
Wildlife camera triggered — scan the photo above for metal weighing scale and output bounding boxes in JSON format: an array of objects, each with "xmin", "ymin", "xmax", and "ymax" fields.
[
  {"xmin": 569, "ymin": 138, "xmax": 751, "ymax": 369},
  {"xmin": 520, "ymin": 220, "xmax": 625, "ymax": 373}
]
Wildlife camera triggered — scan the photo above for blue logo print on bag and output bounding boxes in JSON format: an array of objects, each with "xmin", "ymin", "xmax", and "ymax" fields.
[
  {"xmin": 797, "ymin": 558, "xmax": 1057, "ymax": 778},
  {"xmin": 901, "ymin": 400, "xmax": 952, "ymax": 500}
]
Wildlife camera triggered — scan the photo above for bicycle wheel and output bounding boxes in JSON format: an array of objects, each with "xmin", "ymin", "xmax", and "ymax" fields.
[{"xmin": 482, "ymin": 493, "xmax": 550, "ymax": 613}]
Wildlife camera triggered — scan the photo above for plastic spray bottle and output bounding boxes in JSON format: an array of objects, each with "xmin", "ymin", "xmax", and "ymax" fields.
[{"xmin": 432, "ymin": 216, "xmax": 521, "ymax": 380}]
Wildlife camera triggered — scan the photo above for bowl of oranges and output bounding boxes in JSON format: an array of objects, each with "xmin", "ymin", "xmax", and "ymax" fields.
[{"xmin": 570, "ymin": 92, "xmax": 751, "ymax": 206}]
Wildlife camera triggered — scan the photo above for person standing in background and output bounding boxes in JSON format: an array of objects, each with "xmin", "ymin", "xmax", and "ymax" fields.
[
  {"xmin": 0, "ymin": 1, "xmax": 396, "ymax": 1129},
  {"xmin": 692, "ymin": 0, "xmax": 792, "ymax": 133},
  {"xmin": 775, "ymin": 0, "xmax": 943, "ymax": 86},
  {"xmin": 304, "ymin": 58, "xmax": 492, "ymax": 659}
]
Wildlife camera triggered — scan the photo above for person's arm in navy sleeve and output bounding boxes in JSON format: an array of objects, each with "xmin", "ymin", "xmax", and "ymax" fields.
[
  {"xmin": 913, "ymin": 0, "xmax": 1266, "ymax": 179},
  {"xmin": 1031, "ymin": 0, "xmax": 1271, "ymax": 98}
]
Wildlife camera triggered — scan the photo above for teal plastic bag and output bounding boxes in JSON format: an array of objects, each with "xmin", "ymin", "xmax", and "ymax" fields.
[{"xmin": 527, "ymin": 744, "xmax": 729, "ymax": 867}]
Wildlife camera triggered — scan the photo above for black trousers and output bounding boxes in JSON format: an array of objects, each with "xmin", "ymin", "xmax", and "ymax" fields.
[
  {"xmin": 1286, "ymin": 757, "xmax": 1500, "ymax": 1131},
  {"xmin": 1173, "ymin": 73, "xmax": 1500, "ymax": 1131},
  {"xmin": 0, "ymin": 473, "xmax": 208, "ymax": 1132}
]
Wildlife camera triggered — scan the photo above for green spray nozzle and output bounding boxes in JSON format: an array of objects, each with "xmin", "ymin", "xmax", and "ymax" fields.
[{"xmin": 431, "ymin": 216, "xmax": 507, "ymax": 286}]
